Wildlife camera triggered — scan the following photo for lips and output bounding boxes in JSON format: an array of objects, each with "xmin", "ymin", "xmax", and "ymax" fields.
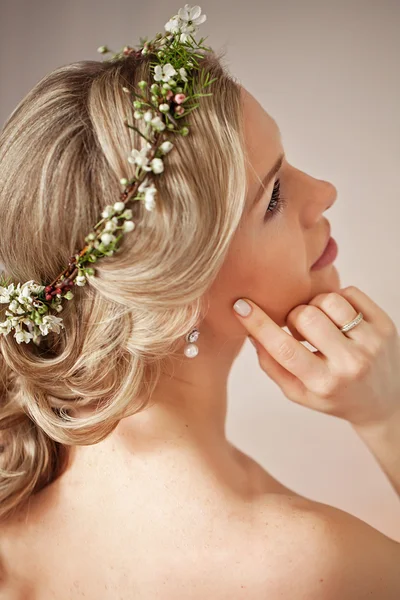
[{"xmin": 312, "ymin": 224, "xmax": 331, "ymax": 267}]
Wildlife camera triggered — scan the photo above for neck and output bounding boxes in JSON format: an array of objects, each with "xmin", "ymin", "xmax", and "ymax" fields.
[{"xmin": 116, "ymin": 331, "xmax": 245, "ymax": 449}]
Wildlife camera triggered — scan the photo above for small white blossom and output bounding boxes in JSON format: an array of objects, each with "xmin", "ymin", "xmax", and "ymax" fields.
[
  {"xmin": 133, "ymin": 111, "xmax": 143, "ymax": 120},
  {"xmin": 121, "ymin": 209, "xmax": 133, "ymax": 220},
  {"xmin": 113, "ymin": 201, "xmax": 125, "ymax": 213},
  {"xmin": 150, "ymin": 158, "xmax": 164, "ymax": 174},
  {"xmin": 101, "ymin": 205, "xmax": 115, "ymax": 219},
  {"xmin": 150, "ymin": 116, "xmax": 166, "ymax": 131},
  {"xmin": 8, "ymin": 300, "xmax": 26, "ymax": 315},
  {"xmin": 159, "ymin": 141, "xmax": 174, "ymax": 154},
  {"xmin": 128, "ymin": 143, "xmax": 152, "ymax": 168},
  {"xmin": 145, "ymin": 195, "xmax": 157, "ymax": 211},
  {"xmin": 0, "ymin": 284, "xmax": 15, "ymax": 303},
  {"xmin": 15, "ymin": 329, "xmax": 34, "ymax": 344},
  {"xmin": 164, "ymin": 16, "xmax": 180, "ymax": 34},
  {"xmin": 0, "ymin": 320, "xmax": 12, "ymax": 335},
  {"xmin": 177, "ymin": 4, "xmax": 206, "ymax": 42},
  {"xmin": 138, "ymin": 181, "xmax": 158, "ymax": 211},
  {"xmin": 123, "ymin": 221, "xmax": 135, "ymax": 232},
  {"xmin": 154, "ymin": 63, "xmax": 177, "ymax": 83},
  {"xmin": 75, "ymin": 275, "xmax": 87, "ymax": 287},
  {"xmin": 38, "ymin": 315, "xmax": 64, "ymax": 336},
  {"xmin": 100, "ymin": 233, "xmax": 116, "ymax": 246},
  {"xmin": 179, "ymin": 67, "xmax": 188, "ymax": 82},
  {"xmin": 104, "ymin": 220, "xmax": 117, "ymax": 232},
  {"xmin": 159, "ymin": 103, "xmax": 170, "ymax": 113},
  {"xmin": 143, "ymin": 110, "xmax": 153, "ymax": 122}
]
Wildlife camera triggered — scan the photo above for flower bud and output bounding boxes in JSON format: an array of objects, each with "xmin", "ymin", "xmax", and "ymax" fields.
[
  {"xmin": 123, "ymin": 221, "xmax": 135, "ymax": 232},
  {"xmin": 97, "ymin": 45, "xmax": 108, "ymax": 54},
  {"xmin": 138, "ymin": 80, "xmax": 147, "ymax": 89},
  {"xmin": 120, "ymin": 178, "xmax": 129, "ymax": 186},
  {"xmin": 100, "ymin": 233, "xmax": 115, "ymax": 246},
  {"xmin": 133, "ymin": 100, "xmax": 142, "ymax": 109},
  {"xmin": 113, "ymin": 201, "xmax": 125, "ymax": 213}
]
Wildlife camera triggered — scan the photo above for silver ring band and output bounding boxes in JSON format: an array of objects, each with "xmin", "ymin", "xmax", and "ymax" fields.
[{"xmin": 339, "ymin": 311, "xmax": 364, "ymax": 333}]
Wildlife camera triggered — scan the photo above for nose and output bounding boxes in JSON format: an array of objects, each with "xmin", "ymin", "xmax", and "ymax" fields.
[{"xmin": 303, "ymin": 177, "xmax": 337, "ymax": 227}]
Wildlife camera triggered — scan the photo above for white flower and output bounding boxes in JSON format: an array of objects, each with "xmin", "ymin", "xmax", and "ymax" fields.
[
  {"xmin": 101, "ymin": 205, "xmax": 115, "ymax": 219},
  {"xmin": 143, "ymin": 110, "xmax": 153, "ymax": 122},
  {"xmin": 121, "ymin": 209, "xmax": 133, "ymax": 220},
  {"xmin": 75, "ymin": 275, "xmax": 87, "ymax": 287},
  {"xmin": 178, "ymin": 4, "xmax": 206, "ymax": 29},
  {"xmin": 104, "ymin": 221, "xmax": 117, "ymax": 232},
  {"xmin": 138, "ymin": 181, "xmax": 158, "ymax": 211},
  {"xmin": 165, "ymin": 5, "xmax": 206, "ymax": 42},
  {"xmin": 123, "ymin": 221, "xmax": 135, "ymax": 232},
  {"xmin": 101, "ymin": 233, "xmax": 116, "ymax": 246},
  {"xmin": 159, "ymin": 141, "xmax": 174, "ymax": 154},
  {"xmin": 0, "ymin": 284, "xmax": 15, "ymax": 303},
  {"xmin": 8, "ymin": 300, "xmax": 26, "ymax": 315},
  {"xmin": 150, "ymin": 158, "xmax": 164, "ymax": 174},
  {"xmin": 150, "ymin": 116, "xmax": 166, "ymax": 132},
  {"xmin": 179, "ymin": 67, "xmax": 188, "ymax": 83},
  {"xmin": 113, "ymin": 201, "xmax": 125, "ymax": 213},
  {"xmin": 134, "ymin": 110, "xmax": 143, "ymax": 120},
  {"xmin": 159, "ymin": 103, "xmax": 170, "ymax": 113},
  {"xmin": 165, "ymin": 16, "xmax": 181, "ymax": 34},
  {"xmin": 0, "ymin": 320, "xmax": 12, "ymax": 335},
  {"xmin": 38, "ymin": 315, "xmax": 64, "ymax": 336},
  {"xmin": 145, "ymin": 195, "xmax": 157, "ymax": 211},
  {"xmin": 15, "ymin": 329, "xmax": 34, "ymax": 344},
  {"xmin": 154, "ymin": 63, "xmax": 177, "ymax": 83},
  {"xmin": 128, "ymin": 143, "xmax": 152, "ymax": 168}
]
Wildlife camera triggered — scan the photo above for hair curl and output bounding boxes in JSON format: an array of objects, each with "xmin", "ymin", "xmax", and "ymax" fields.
[{"xmin": 0, "ymin": 49, "xmax": 247, "ymax": 522}]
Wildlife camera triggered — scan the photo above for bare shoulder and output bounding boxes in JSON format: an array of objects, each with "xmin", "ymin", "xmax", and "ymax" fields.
[{"xmin": 257, "ymin": 495, "xmax": 400, "ymax": 600}]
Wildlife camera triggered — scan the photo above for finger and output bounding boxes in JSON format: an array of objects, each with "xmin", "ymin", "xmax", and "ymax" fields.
[
  {"xmin": 339, "ymin": 286, "xmax": 397, "ymax": 337},
  {"xmin": 248, "ymin": 335, "xmax": 307, "ymax": 399},
  {"xmin": 233, "ymin": 298, "xmax": 327, "ymax": 387}
]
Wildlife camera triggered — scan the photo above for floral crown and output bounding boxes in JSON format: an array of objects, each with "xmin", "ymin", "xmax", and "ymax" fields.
[{"xmin": 0, "ymin": 5, "xmax": 214, "ymax": 346}]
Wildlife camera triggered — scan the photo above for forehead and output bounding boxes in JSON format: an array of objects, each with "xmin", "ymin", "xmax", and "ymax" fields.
[{"xmin": 241, "ymin": 87, "xmax": 283, "ymax": 191}]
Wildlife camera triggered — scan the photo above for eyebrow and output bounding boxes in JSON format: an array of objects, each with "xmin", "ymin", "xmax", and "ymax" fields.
[{"xmin": 251, "ymin": 153, "xmax": 284, "ymax": 210}]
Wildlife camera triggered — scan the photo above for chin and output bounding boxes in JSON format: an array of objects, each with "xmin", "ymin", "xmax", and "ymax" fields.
[{"xmin": 312, "ymin": 263, "xmax": 341, "ymax": 292}]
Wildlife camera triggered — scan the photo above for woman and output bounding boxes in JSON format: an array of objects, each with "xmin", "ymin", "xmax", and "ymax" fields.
[{"xmin": 0, "ymin": 6, "xmax": 399, "ymax": 598}]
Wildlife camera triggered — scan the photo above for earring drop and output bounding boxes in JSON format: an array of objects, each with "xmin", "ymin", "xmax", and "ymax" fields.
[{"xmin": 184, "ymin": 328, "xmax": 200, "ymax": 358}]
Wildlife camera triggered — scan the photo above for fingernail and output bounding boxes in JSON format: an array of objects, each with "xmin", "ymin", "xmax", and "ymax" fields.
[{"xmin": 233, "ymin": 299, "xmax": 252, "ymax": 317}]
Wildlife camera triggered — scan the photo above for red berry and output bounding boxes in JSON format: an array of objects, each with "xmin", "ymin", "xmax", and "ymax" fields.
[
  {"xmin": 45, "ymin": 286, "xmax": 52, "ymax": 293},
  {"xmin": 55, "ymin": 288, "xmax": 62, "ymax": 295},
  {"xmin": 45, "ymin": 294, "xmax": 53, "ymax": 301}
]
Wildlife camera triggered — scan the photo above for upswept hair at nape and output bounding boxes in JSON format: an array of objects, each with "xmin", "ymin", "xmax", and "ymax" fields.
[{"xmin": 0, "ymin": 49, "xmax": 247, "ymax": 522}]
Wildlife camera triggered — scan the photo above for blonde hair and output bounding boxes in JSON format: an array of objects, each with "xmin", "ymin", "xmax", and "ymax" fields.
[{"xmin": 0, "ymin": 50, "xmax": 247, "ymax": 522}]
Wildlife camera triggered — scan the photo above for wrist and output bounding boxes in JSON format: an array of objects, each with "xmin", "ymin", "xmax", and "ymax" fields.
[{"xmin": 351, "ymin": 407, "xmax": 400, "ymax": 439}]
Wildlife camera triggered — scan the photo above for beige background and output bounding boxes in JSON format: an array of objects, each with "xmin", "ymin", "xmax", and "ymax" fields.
[{"xmin": 1, "ymin": 0, "xmax": 399, "ymax": 539}]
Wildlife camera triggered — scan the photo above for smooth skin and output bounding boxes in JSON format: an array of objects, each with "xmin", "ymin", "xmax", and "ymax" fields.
[{"xmin": 1, "ymin": 87, "xmax": 400, "ymax": 599}]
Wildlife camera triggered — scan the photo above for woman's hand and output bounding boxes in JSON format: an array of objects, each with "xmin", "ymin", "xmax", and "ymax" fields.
[{"xmin": 233, "ymin": 286, "xmax": 400, "ymax": 428}]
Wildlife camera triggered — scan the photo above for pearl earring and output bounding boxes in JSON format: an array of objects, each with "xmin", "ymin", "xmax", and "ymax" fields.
[{"xmin": 184, "ymin": 328, "xmax": 200, "ymax": 358}]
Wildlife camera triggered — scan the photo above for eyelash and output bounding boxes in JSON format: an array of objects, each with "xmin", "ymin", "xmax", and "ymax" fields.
[{"xmin": 264, "ymin": 178, "xmax": 287, "ymax": 221}]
